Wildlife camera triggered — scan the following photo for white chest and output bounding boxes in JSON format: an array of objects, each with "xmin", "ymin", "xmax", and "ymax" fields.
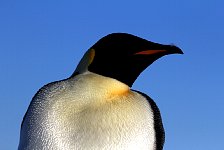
[{"xmin": 19, "ymin": 72, "xmax": 156, "ymax": 150}]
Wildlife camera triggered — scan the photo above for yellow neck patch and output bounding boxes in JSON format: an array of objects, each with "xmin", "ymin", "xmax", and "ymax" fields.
[{"xmin": 88, "ymin": 49, "xmax": 95, "ymax": 65}]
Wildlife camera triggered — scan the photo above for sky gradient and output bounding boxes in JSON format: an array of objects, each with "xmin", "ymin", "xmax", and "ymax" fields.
[{"xmin": 0, "ymin": 0, "xmax": 224, "ymax": 149}]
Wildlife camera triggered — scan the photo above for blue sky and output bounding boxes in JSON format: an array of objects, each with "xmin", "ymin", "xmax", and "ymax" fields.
[{"xmin": 0, "ymin": 0, "xmax": 223, "ymax": 149}]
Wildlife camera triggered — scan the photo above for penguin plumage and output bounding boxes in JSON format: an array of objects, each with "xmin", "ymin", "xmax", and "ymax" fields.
[{"xmin": 18, "ymin": 33, "xmax": 183, "ymax": 150}]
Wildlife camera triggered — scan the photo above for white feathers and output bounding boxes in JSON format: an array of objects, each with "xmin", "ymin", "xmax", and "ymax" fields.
[{"xmin": 19, "ymin": 72, "xmax": 156, "ymax": 150}]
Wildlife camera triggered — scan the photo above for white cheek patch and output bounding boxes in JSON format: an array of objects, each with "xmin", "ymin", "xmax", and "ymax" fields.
[{"xmin": 75, "ymin": 49, "xmax": 95, "ymax": 74}]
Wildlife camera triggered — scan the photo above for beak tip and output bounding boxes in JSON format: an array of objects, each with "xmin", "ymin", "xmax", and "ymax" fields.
[{"xmin": 169, "ymin": 45, "xmax": 184, "ymax": 55}]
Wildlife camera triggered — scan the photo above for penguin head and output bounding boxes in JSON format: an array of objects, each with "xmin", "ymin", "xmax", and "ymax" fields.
[{"xmin": 73, "ymin": 33, "xmax": 183, "ymax": 87}]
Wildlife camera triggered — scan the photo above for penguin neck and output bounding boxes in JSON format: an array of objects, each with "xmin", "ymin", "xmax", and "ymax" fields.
[{"xmin": 74, "ymin": 71, "xmax": 130, "ymax": 99}]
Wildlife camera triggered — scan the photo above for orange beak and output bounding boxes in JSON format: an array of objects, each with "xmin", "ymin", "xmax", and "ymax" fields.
[{"xmin": 135, "ymin": 50, "xmax": 167, "ymax": 55}]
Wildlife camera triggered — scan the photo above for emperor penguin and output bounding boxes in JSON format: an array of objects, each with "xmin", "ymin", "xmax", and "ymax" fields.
[{"xmin": 18, "ymin": 33, "xmax": 183, "ymax": 150}]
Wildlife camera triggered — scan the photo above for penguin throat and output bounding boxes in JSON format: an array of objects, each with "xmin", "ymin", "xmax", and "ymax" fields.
[{"xmin": 80, "ymin": 71, "xmax": 130, "ymax": 99}]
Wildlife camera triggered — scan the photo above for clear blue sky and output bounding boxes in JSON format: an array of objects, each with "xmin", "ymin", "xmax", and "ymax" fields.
[{"xmin": 1, "ymin": 0, "xmax": 223, "ymax": 149}]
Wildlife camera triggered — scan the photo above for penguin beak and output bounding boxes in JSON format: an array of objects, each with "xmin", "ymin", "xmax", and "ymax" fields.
[
  {"xmin": 135, "ymin": 50, "xmax": 167, "ymax": 55},
  {"xmin": 134, "ymin": 45, "xmax": 183, "ymax": 56}
]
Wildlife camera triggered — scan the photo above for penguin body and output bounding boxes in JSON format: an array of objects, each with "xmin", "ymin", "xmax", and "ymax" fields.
[
  {"xmin": 19, "ymin": 33, "xmax": 182, "ymax": 150},
  {"xmin": 19, "ymin": 72, "xmax": 158, "ymax": 150}
]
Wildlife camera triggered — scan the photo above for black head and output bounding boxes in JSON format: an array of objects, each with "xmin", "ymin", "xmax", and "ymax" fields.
[{"xmin": 73, "ymin": 33, "xmax": 183, "ymax": 87}]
